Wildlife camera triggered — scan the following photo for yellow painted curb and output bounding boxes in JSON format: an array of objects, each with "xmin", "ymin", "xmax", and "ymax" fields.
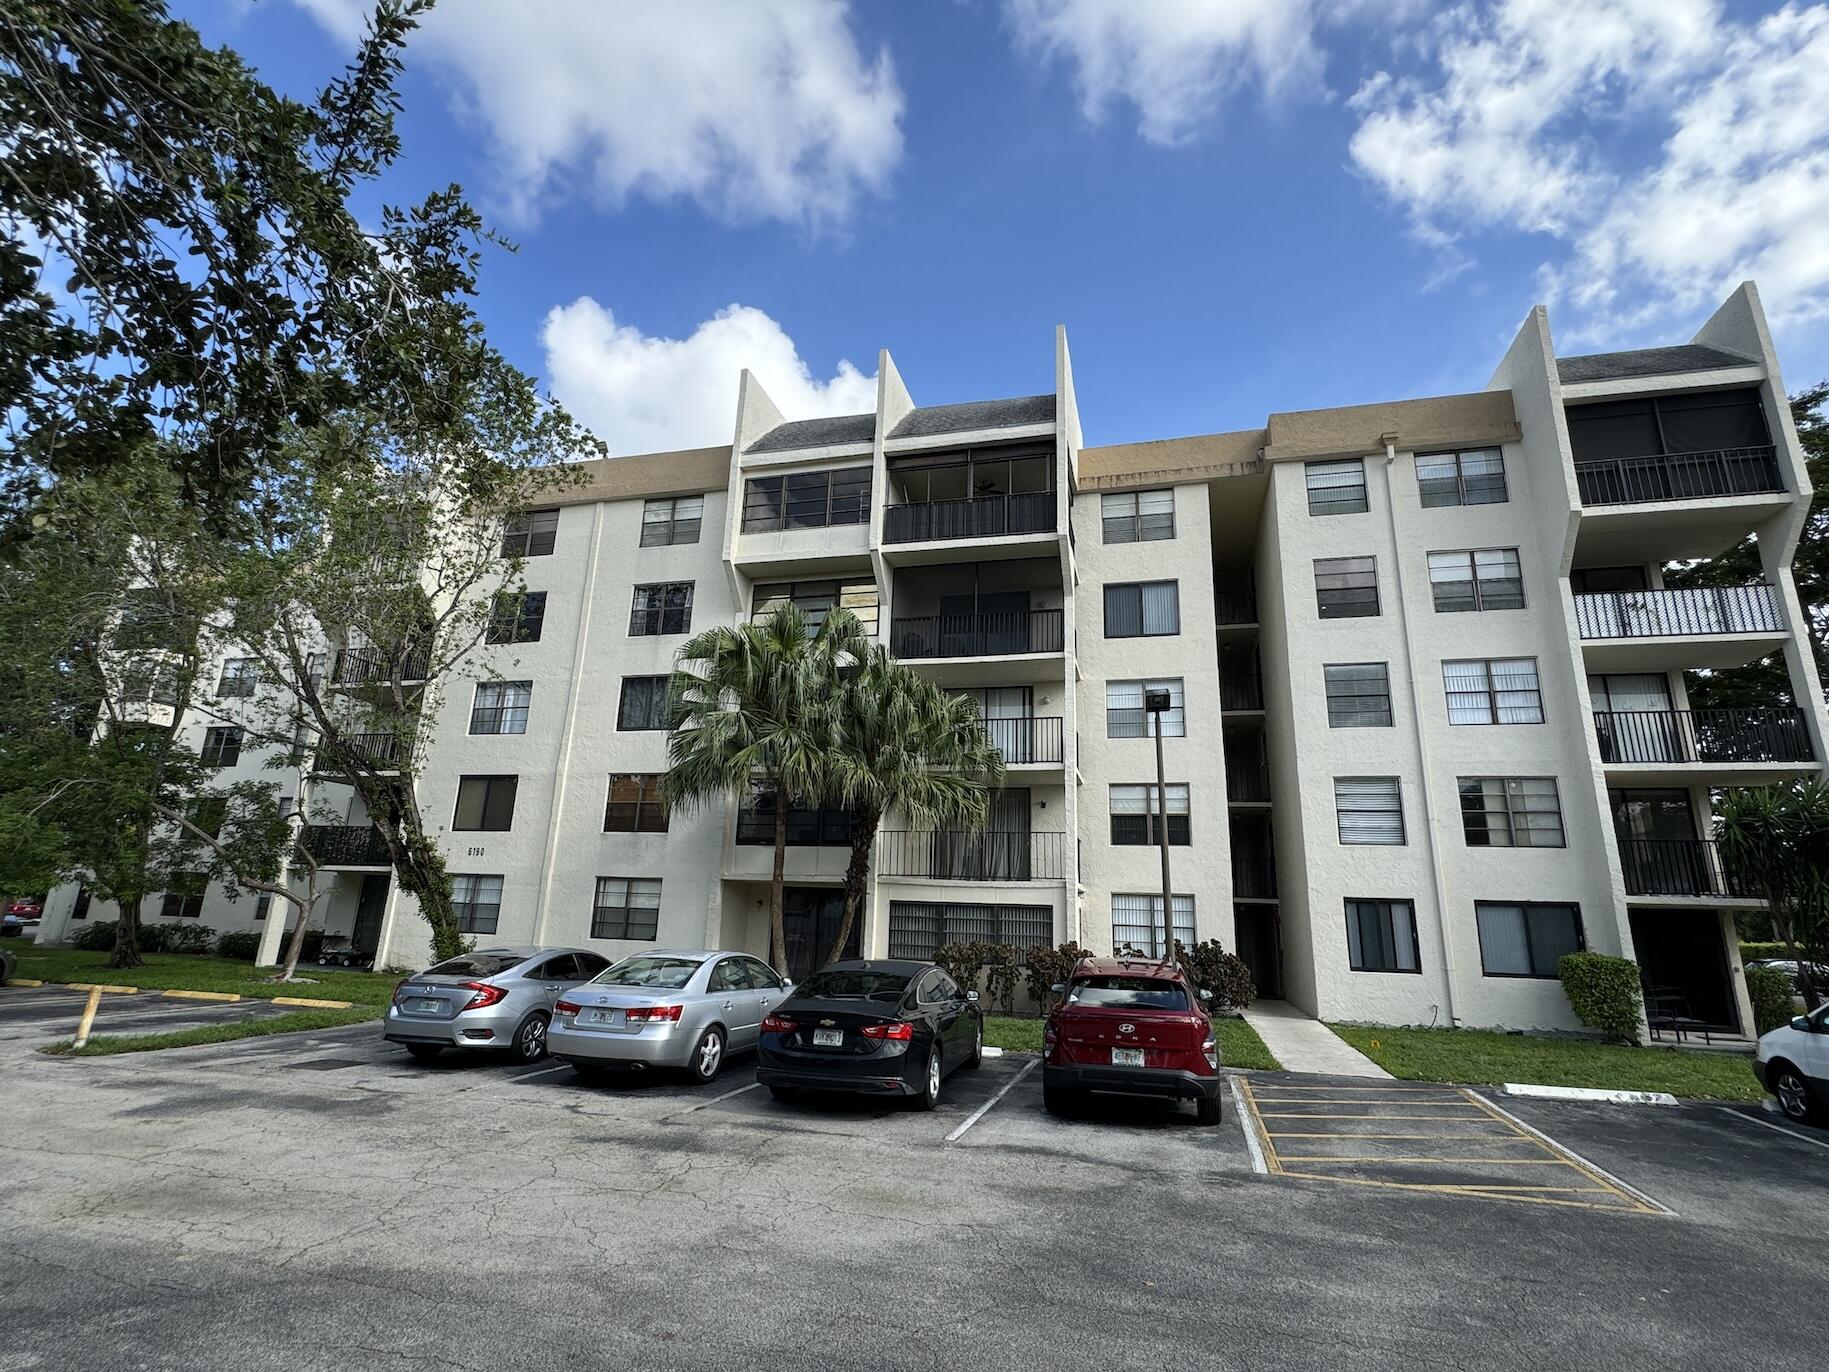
[
  {"xmin": 160, "ymin": 989, "xmax": 241, "ymax": 1003},
  {"xmin": 68, "ymin": 982, "xmax": 139, "ymax": 994},
  {"xmin": 8, "ymin": 978, "xmax": 44, "ymax": 987},
  {"xmin": 270, "ymin": 996, "xmax": 354, "ymax": 1009}
]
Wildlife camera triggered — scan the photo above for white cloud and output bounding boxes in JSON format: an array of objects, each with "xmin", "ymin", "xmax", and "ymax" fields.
[
  {"xmin": 294, "ymin": 0, "xmax": 903, "ymax": 228},
  {"xmin": 1002, "ymin": 0, "xmax": 1327, "ymax": 144},
  {"xmin": 540, "ymin": 299, "xmax": 876, "ymax": 455}
]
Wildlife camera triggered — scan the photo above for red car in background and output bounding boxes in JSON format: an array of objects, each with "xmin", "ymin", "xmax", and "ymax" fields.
[{"xmin": 1042, "ymin": 956, "xmax": 1223, "ymax": 1125}]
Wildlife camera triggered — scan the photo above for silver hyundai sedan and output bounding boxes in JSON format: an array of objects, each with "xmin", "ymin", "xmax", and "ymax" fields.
[
  {"xmin": 548, "ymin": 949, "xmax": 793, "ymax": 1084},
  {"xmin": 385, "ymin": 946, "xmax": 612, "ymax": 1063}
]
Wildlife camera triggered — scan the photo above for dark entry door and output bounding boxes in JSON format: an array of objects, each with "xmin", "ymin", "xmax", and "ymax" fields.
[
  {"xmin": 1629, "ymin": 909, "xmax": 1738, "ymax": 1033},
  {"xmin": 1235, "ymin": 905, "xmax": 1283, "ymax": 999},
  {"xmin": 783, "ymin": 888, "xmax": 856, "ymax": 981},
  {"xmin": 352, "ymin": 873, "xmax": 389, "ymax": 959}
]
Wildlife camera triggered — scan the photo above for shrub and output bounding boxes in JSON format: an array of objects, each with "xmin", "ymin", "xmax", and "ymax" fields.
[
  {"xmin": 1739, "ymin": 941, "xmax": 1789, "ymax": 964},
  {"xmin": 1558, "ymin": 952, "xmax": 1643, "ymax": 1045},
  {"xmin": 1745, "ymin": 964, "xmax": 1796, "ymax": 1035},
  {"xmin": 160, "ymin": 923, "xmax": 217, "ymax": 954},
  {"xmin": 1023, "ymin": 942, "xmax": 1097, "ymax": 1010},
  {"xmin": 216, "ymin": 930, "xmax": 262, "ymax": 961},
  {"xmin": 934, "ymin": 942, "xmax": 989, "ymax": 997},
  {"xmin": 1175, "ymin": 939, "xmax": 1257, "ymax": 1012},
  {"xmin": 982, "ymin": 943, "xmax": 1019, "ymax": 1014},
  {"xmin": 71, "ymin": 920, "xmax": 118, "ymax": 951}
]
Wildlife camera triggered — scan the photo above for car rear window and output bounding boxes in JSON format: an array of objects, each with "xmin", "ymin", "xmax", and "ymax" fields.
[
  {"xmin": 424, "ymin": 952, "xmax": 526, "ymax": 978},
  {"xmin": 1066, "ymin": 976, "xmax": 1188, "ymax": 1011},
  {"xmin": 594, "ymin": 956, "xmax": 703, "ymax": 990},
  {"xmin": 795, "ymin": 970, "xmax": 911, "ymax": 1003}
]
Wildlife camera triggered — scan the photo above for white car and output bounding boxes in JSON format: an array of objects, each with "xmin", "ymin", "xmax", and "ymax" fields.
[{"xmin": 1755, "ymin": 1003, "xmax": 1829, "ymax": 1125}]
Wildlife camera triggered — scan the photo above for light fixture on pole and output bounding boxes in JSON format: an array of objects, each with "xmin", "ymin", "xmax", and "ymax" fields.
[{"xmin": 1143, "ymin": 687, "xmax": 1175, "ymax": 965}]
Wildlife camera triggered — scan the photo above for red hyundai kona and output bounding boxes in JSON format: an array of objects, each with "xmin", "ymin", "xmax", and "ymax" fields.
[{"xmin": 1042, "ymin": 956, "xmax": 1223, "ymax": 1124}]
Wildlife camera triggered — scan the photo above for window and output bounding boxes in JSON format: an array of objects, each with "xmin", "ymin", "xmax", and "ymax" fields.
[
  {"xmin": 200, "ymin": 726, "xmax": 242, "ymax": 768},
  {"xmin": 752, "ymin": 579, "xmax": 879, "ymax": 635},
  {"xmin": 887, "ymin": 901, "xmax": 1052, "ymax": 961},
  {"xmin": 1103, "ymin": 581, "xmax": 1180, "ymax": 638},
  {"xmin": 253, "ymin": 895, "xmax": 271, "ymax": 922},
  {"xmin": 640, "ymin": 495, "xmax": 703, "ymax": 547},
  {"xmin": 452, "ymin": 874, "xmax": 503, "ymax": 935},
  {"xmin": 1109, "ymin": 784, "xmax": 1191, "ymax": 846},
  {"xmin": 736, "ymin": 789, "xmax": 855, "ymax": 846},
  {"xmin": 1476, "ymin": 902, "xmax": 1583, "ymax": 978},
  {"xmin": 741, "ymin": 468, "xmax": 871, "ymax": 532},
  {"xmin": 1106, "ymin": 678, "xmax": 1186, "ymax": 737},
  {"xmin": 453, "ymin": 775, "xmax": 518, "ymax": 831},
  {"xmin": 1427, "ymin": 548, "xmax": 1525, "ymax": 613},
  {"xmin": 629, "ymin": 582, "xmax": 694, "ymax": 636},
  {"xmin": 70, "ymin": 887, "xmax": 91, "ymax": 921},
  {"xmin": 1346, "ymin": 899, "xmax": 1421, "ymax": 973},
  {"xmin": 500, "ymin": 507, "xmax": 559, "ymax": 557},
  {"xmin": 159, "ymin": 873, "xmax": 207, "ymax": 920},
  {"xmin": 1417, "ymin": 448, "xmax": 1507, "ymax": 507},
  {"xmin": 604, "ymin": 774, "xmax": 668, "ymax": 833},
  {"xmin": 216, "ymin": 658, "xmax": 260, "ymax": 697},
  {"xmin": 486, "ymin": 590, "xmax": 546, "ymax": 645},
  {"xmin": 189, "ymin": 795, "xmax": 227, "ymax": 839},
  {"xmin": 1443, "ymin": 658, "xmax": 1543, "ymax": 725},
  {"xmin": 1459, "ymin": 778, "xmax": 1565, "ymax": 848},
  {"xmin": 1335, "ymin": 777, "xmax": 1405, "ymax": 845},
  {"xmin": 592, "ymin": 877, "xmax": 661, "ymax": 940},
  {"xmin": 1111, "ymin": 894, "xmax": 1196, "ymax": 957},
  {"xmin": 1314, "ymin": 556, "xmax": 1379, "ymax": 618},
  {"xmin": 1324, "ymin": 662, "xmax": 1392, "ymax": 728},
  {"xmin": 1101, "ymin": 489, "xmax": 1175, "ymax": 543},
  {"xmin": 121, "ymin": 657, "xmax": 180, "ymax": 706},
  {"xmin": 1306, "ymin": 459, "xmax": 1368, "ymax": 515},
  {"xmin": 469, "ymin": 680, "xmax": 531, "ymax": 735},
  {"xmin": 617, "ymin": 676, "xmax": 670, "ymax": 730}
]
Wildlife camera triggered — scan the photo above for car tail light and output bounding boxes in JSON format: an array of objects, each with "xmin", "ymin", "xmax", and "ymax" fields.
[
  {"xmin": 760, "ymin": 1014, "xmax": 796, "ymax": 1035},
  {"xmin": 392, "ymin": 980, "xmax": 412, "ymax": 1005},
  {"xmin": 554, "ymin": 999, "xmax": 582, "ymax": 1016},
  {"xmin": 1201, "ymin": 1036, "xmax": 1218, "ymax": 1071},
  {"xmin": 624, "ymin": 1005, "xmax": 684, "ymax": 1024},
  {"xmin": 861, "ymin": 1021, "xmax": 914, "ymax": 1041},
  {"xmin": 459, "ymin": 981, "xmax": 507, "ymax": 1012}
]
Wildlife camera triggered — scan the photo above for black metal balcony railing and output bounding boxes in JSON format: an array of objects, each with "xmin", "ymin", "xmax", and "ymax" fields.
[
  {"xmin": 734, "ymin": 806, "xmax": 857, "ymax": 847},
  {"xmin": 1220, "ymin": 675, "xmax": 1264, "ymax": 711},
  {"xmin": 1573, "ymin": 445, "xmax": 1783, "ymax": 506},
  {"xmin": 303, "ymin": 824, "xmax": 392, "ymax": 867},
  {"xmin": 876, "ymin": 830, "xmax": 1068, "ymax": 882},
  {"xmin": 1232, "ymin": 859, "xmax": 1277, "ymax": 899},
  {"xmin": 1214, "ymin": 590, "xmax": 1258, "ymax": 625},
  {"xmin": 883, "ymin": 492, "xmax": 1057, "ymax": 544},
  {"xmin": 1617, "ymin": 838, "xmax": 1760, "ymax": 899},
  {"xmin": 890, "ymin": 609, "xmax": 1064, "ymax": 659},
  {"xmin": 314, "ymin": 732, "xmax": 411, "ymax": 772},
  {"xmin": 1574, "ymin": 583, "xmax": 1783, "ymax": 640},
  {"xmin": 1226, "ymin": 763, "xmax": 1271, "ymax": 802},
  {"xmin": 331, "ymin": 649, "xmax": 430, "ymax": 687},
  {"xmin": 982, "ymin": 716, "xmax": 1065, "ymax": 765},
  {"xmin": 1592, "ymin": 707, "xmax": 1814, "ymax": 765}
]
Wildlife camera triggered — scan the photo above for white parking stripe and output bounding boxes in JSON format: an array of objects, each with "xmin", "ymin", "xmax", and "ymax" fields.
[
  {"xmin": 1474, "ymin": 1091, "xmax": 1676, "ymax": 1216},
  {"xmin": 944, "ymin": 1058, "xmax": 1036, "ymax": 1144},
  {"xmin": 670, "ymin": 1080, "xmax": 761, "ymax": 1116},
  {"xmin": 1717, "ymin": 1106, "xmax": 1829, "ymax": 1152},
  {"xmin": 510, "ymin": 1063, "xmax": 573, "ymax": 1082},
  {"xmin": 1229, "ymin": 1076, "xmax": 1267, "ymax": 1174}
]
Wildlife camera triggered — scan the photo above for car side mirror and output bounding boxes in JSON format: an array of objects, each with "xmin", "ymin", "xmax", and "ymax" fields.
[
  {"xmin": 1198, "ymin": 988, "xmax": 1213, "ymax": 1002},
  {"xmin": 1050, "ymin": 982, "xmax": 1066, "ymax": 995},
  {"xmin": 780, "ymin": 979, "xmax": 793, "ymax": 991},
  {"xmin": 966, "ymin": 990, "xmax": 979, "ymax": 1002},
  {"xmin": 1793, "ymin": 1015, "xmax": 1813, "ymax": 1032}
]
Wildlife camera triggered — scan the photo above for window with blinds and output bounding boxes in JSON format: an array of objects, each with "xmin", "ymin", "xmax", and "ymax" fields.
[
  {"xmin": 1305, "ymin": 459, "xmax": 1369, "ymax": 515},
  {"xmin": 1106, "ymin": 678, "xmax": 1186, "ymax": 737},
  {"xmin": 752, "ymin": 578, "xmax": 879, "ymax": 635},
  {"xmin": 887, "ymin": 901, "xmax": 1052, "ymax": 961},
  {"xmin": 1334, "ymin": 777, "xmax": 1405, "ymax": 844},
  {"xmin": 469, "ymin": 680, "xmax": 531, "ymax": 735},
  {"xmin": 1416, "ymin": 448, "xmax": 1507, "ymax": 507},
  {"xmin": 617, "ymin": 676, "xmax": 670, "ymax": 730},
  {"xmin": 1475, "ymin": 902, "xmax": 1582, "ymax": 977},
  {"xmin": 1345, "ymin": 899, "xmax": 1420, "ymax": 973},
  {"xmin": 1103, "ymin": 581, "xmax": 1180, "ymax": 637},
  {"xmin": 452, "ymin": 874, "xmax": 503, "ymax": 934},
  {"xmin": 1101, "ymin": 489, "xmax": 1175, "ymax": 543},
  {"xmin": 640, "ymin": 495, "xmax": 703, "ymax": 546},
  {"xmin": 1111, "ymin": 894, "xmax": 1195, "ymax": 957},
  {"xmin": 1314, "ymin": 556, "xmax": 1379, "ymax": 618},
  {"xmin": 1458, "ymin": 777, "xmax": 1564, "ymax": 847},
  {"xmin": 592, "ymin": 877, "xmax": 661, "ymax": 941},
  {"xmin": 603, "ymin": 773, "xmax": 668, "ymax": 833},
  {"xmin": 1443, "ymin": 658, "xmax": 1543, "ymax": 724},
  {"xmin": 1109, "ymin": 783, "xmax": 1191, "ymax": 845},
  {"xmin": 1324, "ymin": 662, "xmax": 1392, "ymax": 727},
  {"xmin": 1427, "ymin": 548, "xmax": 1524, "ymax": 612}
]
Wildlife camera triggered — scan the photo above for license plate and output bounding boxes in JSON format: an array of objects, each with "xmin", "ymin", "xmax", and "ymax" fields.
[
  {"xmin": 586, "ymin": 1008, "xmax": 617, "ymax": 1025},
  {"xmin": 812, "ymin": 1028, "xmax": 844, "ymax": 1047},
  {"xmin": 1111, "ymin": 1047, "xmax": 1144, "ymax": 1067},
  {"xmin": 413, "ymin": 998, "xmax": 442, "ymax": 1014}
]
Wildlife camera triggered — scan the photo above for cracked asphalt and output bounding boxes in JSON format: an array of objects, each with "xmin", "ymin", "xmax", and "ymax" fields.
[{"xmin": 1, "ymin": 1011, "xmax": 1826, "ymax": 1371}]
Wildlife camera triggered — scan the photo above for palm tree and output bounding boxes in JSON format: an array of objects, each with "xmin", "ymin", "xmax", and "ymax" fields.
[
  {"xmin": 1715, "ymin": 778, "xmax": 1829, "ymax": 1012},
  {"xmin": 662, "ymin": 604, "xmax": 864, "ymax": 973},
  {"xmin": 823, "ymin": 649, "xmax": 1005, "ymax": 964}
]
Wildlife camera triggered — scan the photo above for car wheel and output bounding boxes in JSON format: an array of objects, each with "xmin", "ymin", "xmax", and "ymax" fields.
[
  {"xmin": 512, "ymin": 1012, "xmax": 549, "ymax": 1063},
  {"xmin": 913, "ymin": 1044, "xmax": 942, "ymax": 1112},
  {"xmin": 1195, "ymin": 1092, "xmax": 1223, "ymax": 1126},
  {"xmin": 687, "ymin": 1026, "xmax": 725, "ymax": 1083},
  {"xmin": 1771, "ymin": 1061, "xmax": 1824, "ymax": 1124},
  {"xmin": 767, "ymin": 1084, "xmax": 802, "ymax": 1104},
  {"xmin": 405, "ymin": 1044, "xmax": 443, "ymax": 1061},
  {"xmin": 1042, "ymin": 1083, "xmax": 1078, "ymax": 1117},
  {"xmin": 963, "ymin": 1017, "xmax": 983, "ymax": 1069}
]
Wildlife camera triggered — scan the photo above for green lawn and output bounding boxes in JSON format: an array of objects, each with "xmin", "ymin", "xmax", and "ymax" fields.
[
  {"xmin": 982, "ymin": 1013, "xmax": 1280, "ymax": 1070},
  {"xmin": 12, "ymin": 948, "xmax": 398, "ymax": 1007},
  {"xmin": 45, "ymin": 1005, "xmax": 382, "ymax": 1056},
  {"xmin": 1327, "ymin": 1023, "xmax": 1763, "ymax": 1101}
]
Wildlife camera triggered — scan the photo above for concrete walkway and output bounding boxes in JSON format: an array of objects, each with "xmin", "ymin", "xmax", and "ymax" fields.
[{"xmin": 1240, "ymin": 1000, "xmax": 1393, "ymax": 1078}]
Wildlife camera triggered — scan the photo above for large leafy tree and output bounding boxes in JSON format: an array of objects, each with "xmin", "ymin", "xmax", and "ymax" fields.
[{"xmin": 1714, "ymin": 779, "xmax": 1829, "ymax": 1012}]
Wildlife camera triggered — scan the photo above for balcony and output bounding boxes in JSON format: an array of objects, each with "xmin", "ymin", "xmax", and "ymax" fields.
[
  {"xmin": 883, "ymin": 492, "xmax": 1056, "ymax": 545},
  {"xmin": 1575, "ymin": 583, "xmax": 1788, "ymax": 670},
  {"xmin": 1575, "ymin": 446, "xmax": 1782, "ymax": 507},
  {"xmin": 1232, "ymin": 858, "xmax": 1277, "ymax": 900},
  {"xmin": 1617, "ymin": 838, "xmax": 1761, "ymax": 902},
  {"xmin": 302, "ymin": 824, "xmax": 392, "ymax": 869},
  {"xmin": 1220, "ymin": 675, "xmax": 1264, "ymax": 713},
  {"xmin": 311, "ymin": 732, "xmax": 412, "ymax": 775},
  {"xmin": 1226, "ymin": 763, "xmax": 1271, "ymax": 803},
  {"xmin": 1572, "ymin": 446, "xmax": 1791, "ymax": 562},
  {"xmin": 982, "ymin": 716, "xmax": 1065, "ymax": 766},
  {"xmin": 890, "ymin": 609, "xmax": 1063, "ymax": 661},
  {"xmin": 1215, "ymin": 590, "xmax": 1258, "ymax": 628},
  {"xmin": 1593, "ymin": 707, "xmax": 1815, "ymax": 784},
  {"xmin": 331, "ymin": 649, "xmax": 430, "ymax": 689},
  {"xmin": 877, "ymin": 830, "xmax": 1068, "ymax": 882}
]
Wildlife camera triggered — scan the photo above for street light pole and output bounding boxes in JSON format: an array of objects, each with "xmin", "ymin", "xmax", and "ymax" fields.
[{"xmin": 1144, "ymin": 688, "xmax": 1175, "ymax": 965}]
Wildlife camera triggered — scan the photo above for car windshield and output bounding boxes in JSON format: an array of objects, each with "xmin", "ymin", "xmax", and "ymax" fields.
[
  {"xmin": 796, "ymin": 970, "xmax": 911, "ymax": 1003},
  {"xmin": 424, "ymin": 952, "xmax": 526, "ymax": 979},
  {"xmin": 1066, "ymin": 976, "xmax": 1188, "ymax": 1011},
  {"xmin": 594, "ymin": 956, "xmax": 703, "ymax": 990}
]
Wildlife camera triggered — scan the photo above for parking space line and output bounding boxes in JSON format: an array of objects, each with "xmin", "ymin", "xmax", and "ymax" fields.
[
  {"xmin": 1715, "ymin": 1106, "xmax": 1829, "ymax": 1152},
  {"xmin": 1228, "ymin": 1076, "xmax": 1267, "ymax": 1174},
  {"xmin": 668, "ymin": 1081, "xmax": 761, "ymax": 1117},
  {"xmin": 1236, "ymin": 1078, "xmax": 1282, "ymax": 1174},
  {"xmin": 1265, "ymin": 1131, "xmax": 1518, "ymax": 1139},
  {"xmin": 511, "ymin": 1063, "xmax": 573, "ymax": 1082},
  {"xmin": 1287, "ymin": 1156, "xmax": 1572, "ymax": 1165},
  {"xmin": 1464, "ymin": 1091, "xmax": 1673, "ymax": 1216},
  {"xmin": 1257, "ymin": 1111, "xmax": 1487, "ymax": 1120},
  {"xmin": 945, "ymin": 1058, "xmax": 1036, "ymax": 1144}
]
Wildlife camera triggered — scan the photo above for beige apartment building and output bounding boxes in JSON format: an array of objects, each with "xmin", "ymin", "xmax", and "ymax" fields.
[{"xmin": 37, "ymin": 282, "xmax": 1828, "ymax": 1039}]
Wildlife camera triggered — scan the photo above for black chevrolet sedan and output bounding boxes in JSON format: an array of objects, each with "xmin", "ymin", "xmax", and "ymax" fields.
[{"xmin": 756, "ymin": 959, "xmax": 983, "ymax": 1109}]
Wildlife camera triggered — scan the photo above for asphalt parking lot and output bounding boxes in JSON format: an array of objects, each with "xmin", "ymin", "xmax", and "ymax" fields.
[
  {"xmin": 0, "ymin": 982, "xmax": 303, "ymax": 1044},
  {"xmin": 3, "ymin": 1003, "xmax": 1826, "ymax": 1370}
]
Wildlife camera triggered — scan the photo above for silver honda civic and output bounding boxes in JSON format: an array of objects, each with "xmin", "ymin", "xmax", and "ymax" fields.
[
  {"xmin": 385, "ymin": 946, "xmax": 612, "ymax": 1063},
  {"xmin": 548, "ymin": 949, "xmax": 793, "ymax": 1084}
]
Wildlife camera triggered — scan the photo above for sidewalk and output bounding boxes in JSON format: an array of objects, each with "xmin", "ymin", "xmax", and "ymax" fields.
[{"xmin": 1240, "ymin": 1000, "xmax": 1392, "ymax": 1078}]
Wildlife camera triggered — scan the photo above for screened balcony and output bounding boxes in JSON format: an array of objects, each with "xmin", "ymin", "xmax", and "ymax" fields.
[
  {"xmin": 889, "ymin": 559, "xmax": 1064, "ymax": 667},
  {"xmin": 883, "ymin": 444, "xmax": 1056, "ymax": 546},
  {"xmin": 876, "ymin": 830, "xmax": 1068, "ymax": 882},
  {"xmin": 302, "ymin": 824, "xmax": 392, "ymax": 868},
  {"xmin": 1567, "ymin": 389, "xmax": 1782, "ymax": 507}
]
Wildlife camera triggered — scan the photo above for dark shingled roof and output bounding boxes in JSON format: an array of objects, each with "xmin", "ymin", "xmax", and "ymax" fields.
[
  {"xmin": 747, "ymin": 412, "xmax": 876, "ymax": 454},
  {"xmin": 1556, "ymin": 344, "xmax": 1756, "ymax": 384},
  {"xmin": 890, "ymin": 394, "xmax": 1055, "ymax": 439}
]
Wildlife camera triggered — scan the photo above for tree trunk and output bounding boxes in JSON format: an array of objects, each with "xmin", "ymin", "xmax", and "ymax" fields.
[
  {"xmin": 277, "ymin": 881, "xmax": 320, "ymax": 982},
  {"xmin": 1777, "ymin": 916, "xmax": 1822, "ymax": 1013},
  {"xmin": 770, "ymin": 786, "xmax": 790, "ymax": 976},
  {"xmin": 828, "ymin": 808, "xmax": 878, "ymax": 964},
  {"xmin": 370, "ymin": 776, "xmax": 464, "ymax": 962},
  {"xmin": 110, "ymin": 894, "xmax": 145, "ymax": 969}
]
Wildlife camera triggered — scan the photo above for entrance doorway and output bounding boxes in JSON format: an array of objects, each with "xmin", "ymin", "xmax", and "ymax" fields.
[
  {"xmin": 1629, "ymin": 909, "xmax": 1739, "ymax": 1034},
  {"xmin": 1235, "ymin": 904, "xmax": 1282, "ymax": 999},
  {"xmin": 351, "ymin": 873, "xmax": 389, "ymax": 961},
  {"xmin": 783, "ymin": 888, "xmax": 858, "ymax": 981}
]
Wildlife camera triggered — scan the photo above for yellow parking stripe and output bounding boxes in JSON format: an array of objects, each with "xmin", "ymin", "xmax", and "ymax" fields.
[
  {"xmin": 1258, "ymin": 1112, "xmax": 1486, "ymax": 1120},
  {"xmin": 1286, "ymin": 1156, "xmax": 1574, "ymax": 1165},
  {"xmin": 1266, "ymin": 1131, "xmax": 1520, "ymax": 1139}
]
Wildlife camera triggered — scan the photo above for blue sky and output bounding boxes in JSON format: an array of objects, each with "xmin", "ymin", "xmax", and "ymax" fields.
[{"xmin": 188, "ymin": 0, "xmax": 1829, "ymax": 453}]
